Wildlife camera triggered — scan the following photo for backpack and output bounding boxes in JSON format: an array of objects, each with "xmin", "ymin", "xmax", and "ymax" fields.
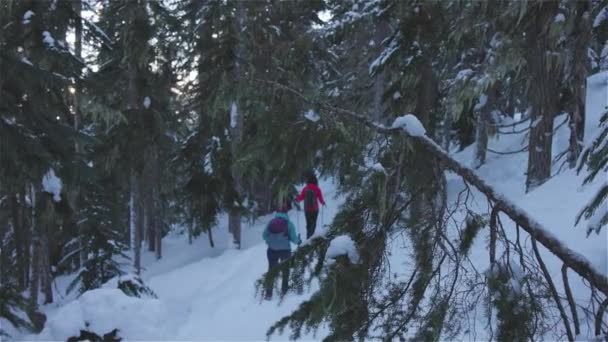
[
  {"xmin": 304, "ymin": 187, "xmax": 316, "ymax": 211},
  {"xmin": 268, "ymin": 217, "xmax": 288, "ymax": 236},
  {"xmin": 267, "ymin": 217, "xmax": 290, "ymax": 250}
]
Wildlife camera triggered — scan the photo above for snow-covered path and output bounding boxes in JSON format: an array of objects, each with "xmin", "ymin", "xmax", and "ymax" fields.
[
  {"xmin": 25, "ymin": 179, "xmax": 340, "ymax": 341},
  {"xmin": 144, "ymin": 178, "xmax": 339, "ymax": 340}
]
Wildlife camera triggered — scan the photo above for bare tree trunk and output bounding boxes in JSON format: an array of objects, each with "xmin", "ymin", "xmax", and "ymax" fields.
[
  {"xmin": 29, "ymin": 186, "xmax": 39, "ymax": 312},
  {"xmin": 129, "ymin": 178, "xmax": 136, "ymax": 250},
  {"xmin": 154, "ymin": 184, "xmax": 161, "ymax": 260},
  {"xmin": 155, "ymin": 212, "xmax": 161, "ymax": 259},
  {"xmin": 22, "ymin": 188, "xmax": 30, "ymax": 288},
  {"xmin": 35, "ymin": 194, "xmax": 54, "ymax": 305},
  {"xmin": 228, "ymin": 0, "xmax": 246, "ymax": 249},
  {"xmin": 73, "ymin": 0, "xmax": 85, "ymax": 270},
  {"xmin": 525, "ymin": 2, "xmax": 559, "ymax": 191},
  {"xmin": 188, "ymin": 217, "xmax": 193, "ymax": 245},
  {"xmin": 567, "ymin": 0, "xmax": 591, "ymax": 168},
  {"xmin": 208, "ymin": 227, "xmax": 215, "ymax": 248},
  {"xmin": 131, "ymin": 174, "xmax": 141, "ymax": 274},
  {"xmin": 11, "ymin": 193, "xmax": 26, "ymax": 290},
  {"xmin": 126, "ymin": 1, "xmax": 144, "ymax": 272},
  {"xmin": 143, "ymin": 167, "xmax": 153, "ymax": 253},
  {"xmin": 474, "ymin": 83, "xmax": 498, "ymax": 168},
  {"xmin": 143, "ymin": 148, "xmax": 161, "ymax": 259},
  {"xmin": 146, "ymin": 204, "xmax": 154, "ymax": 252},
  {"xmin": 41, "ymin": 220, "xmax": 53, "ymax": 304},
  {"xmin": 29, "ymin": 240, "xmax": 40, "ymax": 311},
  {"xmin": 0, "ymin": 194, "xmax": 8, "ymax": 286}
]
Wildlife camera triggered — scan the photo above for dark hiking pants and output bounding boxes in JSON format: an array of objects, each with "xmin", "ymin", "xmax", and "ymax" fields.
[
  {"xmin": 265, "ymin": 248, "xmax": 291, "ymax": 298},
  {"xmin": 305, "ymin": 210, "xmax": 319, "ymax": 239}
]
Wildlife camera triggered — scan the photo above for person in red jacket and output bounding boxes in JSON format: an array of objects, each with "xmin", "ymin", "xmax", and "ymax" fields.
[{"xmin": 296, "ymin": 173, "xmax": 325, "ymax": 239}]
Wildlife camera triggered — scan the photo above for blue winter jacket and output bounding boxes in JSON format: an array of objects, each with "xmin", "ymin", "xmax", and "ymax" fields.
[{"xmin": 263, "ymin": 212, "xmax": 301, "ymax": 251}]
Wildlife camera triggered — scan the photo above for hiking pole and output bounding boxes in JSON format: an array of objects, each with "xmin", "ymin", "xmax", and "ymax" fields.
[
  {"xmin": 296, "ymin": 209, "xmax": 301, "ymax": 238},
  {"xmin": 321, "ymin": 205, "xmax": 324, "ymax": 227}
]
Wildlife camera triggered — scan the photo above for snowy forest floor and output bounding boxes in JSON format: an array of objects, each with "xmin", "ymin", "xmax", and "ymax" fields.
[
  {"xmin": 15, "ymin": 179, "xmax": 340, "ymax": 341},
  {"xmin": 9, "ymin": 73, "xmax": 608, "ymax": 341}
]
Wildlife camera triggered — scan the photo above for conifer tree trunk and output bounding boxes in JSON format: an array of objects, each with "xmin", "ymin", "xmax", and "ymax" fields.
[
  {"xmin": 568, "ymin": 0, "xmax": 591, "ymax": 167},
  {"xmin": 154, "ymin": 208, "xmax": 161, "ymax": 259},
  {"xmin": 28, "ymin": 186, "xmax": 40, "ymax": 312},
  {"xmin": 73, "ymin": 0, "xmax": 85, "ymax": 270},
  {"xmin": 228, "ymin": 0, "xmax": 246, "ymax": 249},
  {"xmin": 143, "ymin": 163, "xmax": 154, "ymax": 252},
  {"xmin": 0, "ymin": 222, "xmax": 6, "ymax": 288},
  {"xmin": 474, "ymin": 83, "xmax": 498, "ymax": 168},
  {"xmin": 129, "ymin": 178, "xmax": 136, "ymax": 250},
  {"xmin": 131, "ymin": 174, "xmax": 141, "ymax": 274},
  {"xmin": 208, "ymin": 226, "xmax": 215, "ymax": 248},
  {"xmin": 126, "ymin": 0, "xmax": 146, "ymax": 271},
  {"xmin": 29, "ymin": 242, "xmax": 40, "ymax": 310},
  {"xmin": 153, "ymin": 159, "xmax": 161, "ymax": 259},
  {"xmin": 36, "ymin": 194, "xmax": 54, "ymax": 305},
  {"xmin": 525, "ymin": 2, "xmax": 559, "ymax": 191},
  {"xmin": 188, "ymin": 217, "xmax": 193, "ymax": 245},
  {"xmin": 147, "ymin": 204, "xmax": 154, "ymax": 252},
  {"xmin": 40, "ymin": 216, "xmax": 53, "ymax": 304},
  {"xmin": 11, "ymin": 193, "xmax": 26, "ymax": 290},
  {"xmin": 21, "ymin": 189, "xmax": 30, "ymax": 288}
]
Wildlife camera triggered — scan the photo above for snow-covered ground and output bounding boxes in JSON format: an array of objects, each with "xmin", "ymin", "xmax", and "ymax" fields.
[
  {"xmin": 16, "ymin": 178, "xmax": 341, "ymax": 341},
  {"xmin": 447, "ymin": 71, "xmax": 608, "ymax": 340},
  {"xmin": 8, "ymin": 73, "xmax": 607, "ymax": 341}
]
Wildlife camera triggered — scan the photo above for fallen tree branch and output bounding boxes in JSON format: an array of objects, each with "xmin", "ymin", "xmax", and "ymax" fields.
[
  {"xmin": 597, "ymin": 299, "xmax": 608, "ymax": 337},
  {"xmin": 260, "ymin": 78, "xmax": 608, "ymax": 297},
  {"xmin": 532, "ymin": 235, "xmax": 575, "ymax": 342},
  {"xmin": 487, "ymin": 145, "xmax": 529, "ymax": 155},
  {"xmin": 490, "ymin": 205, "xmax": 499, "ymax": 267},
  {"xmin": 338, "ymin": 107, "xmax": 608, "ymax": 296},
  {"xmin": 562, "ymin": 264, "xmax": 581, "ymax": 336},
  {"xmin": 491, "ymin": 116, "xmax": 531, "ymax": 128}
]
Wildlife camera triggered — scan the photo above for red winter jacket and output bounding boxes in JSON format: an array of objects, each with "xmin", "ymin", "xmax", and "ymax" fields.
[{"xmin": 296, "ymin": 183, "xmax": 325, "ymax": 212}]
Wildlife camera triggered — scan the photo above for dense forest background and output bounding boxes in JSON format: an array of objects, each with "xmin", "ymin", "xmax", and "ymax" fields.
[{"xmin": 1, "ymin": 0, "xmax": 607, "ymax": 340}]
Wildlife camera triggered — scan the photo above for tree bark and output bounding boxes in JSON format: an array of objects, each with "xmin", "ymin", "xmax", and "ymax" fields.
[
  {"xmin": 208, "ymin": 227, "xmax": 215, "ymax": 248},
  {"xmin": 561, "ymin": 264, "xmax": 580, "ymax": 335},
  {"xmin": 37, "ymin": 194, "xmax": 54, "ymax": 305},
  {"xmin": 188, "ymin": 217, "xmax": 193, "ymax": 245},
  {"xmin": 567, "ymin": 0, "xmax": 591, "ymax": 168},
  {"xmin": 154, "ymin": 184, "xmax": 161, "ymax": 260},
  {"xmin": 73, "ymin": 0, "xmax": 85, "ymax": 270},
  {"xmin": 474, "ymin": 83, "xmax": 499, "ymax": 168},
  {"xmin": 21, "ymin": 188, "xmax": 30, "ymax": 288},
  {"xmin": 29, "ymin": 186, "xmax": 39, "ymax": 312},
  {"xmin": 41, "ymin": 222, "xmax": 53, "ymax": 304},
  {"xmin": 525, "ymin": 2, "xmax": 559, "ymax": 191},
  {"xmin": 11, "ymin": 193, "xmax": 26, "ymax": 290},
  {"xmin": 131, "ymin": 174, "xmax": 141, "ymax": 274},
  {"xmin": 228, "ymin": 0, "xmax": 246, "ymax": 249}
]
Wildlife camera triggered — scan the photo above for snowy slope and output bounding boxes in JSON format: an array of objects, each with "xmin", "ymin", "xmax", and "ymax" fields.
[
  {"xmin": 451, "ymin": 72, "xmax": 607, "ymax": 275},
  {"xmin": 445, "ymin": 71, "xmax": 608, "ymax": 339}
]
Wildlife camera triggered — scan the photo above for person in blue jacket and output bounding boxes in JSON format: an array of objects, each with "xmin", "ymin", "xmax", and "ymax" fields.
[{"xmin": 262, "ymin": 201, "xmax": 301, "ymax": 300}]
